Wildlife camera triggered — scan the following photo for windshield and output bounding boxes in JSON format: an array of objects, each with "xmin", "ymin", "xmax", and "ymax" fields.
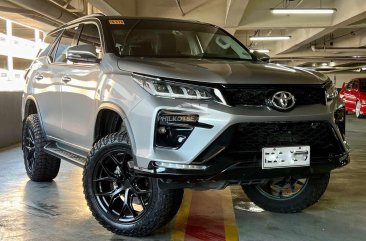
[
  {"xmin": 108, "ymin": 19, "xmax": 253, "ymax": 60},
  {"xmin": 360, "ymin": 79, "xmax": 366, "ymax": 92}
]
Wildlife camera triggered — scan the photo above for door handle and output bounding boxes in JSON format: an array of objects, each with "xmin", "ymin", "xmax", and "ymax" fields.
[
  {"xmin": 62, "ymin": 76, "xmax": 71, "ymax": 83},
  {"xmin": 35, "ymin": 74, "xmax": 43, "ymax": 81}
]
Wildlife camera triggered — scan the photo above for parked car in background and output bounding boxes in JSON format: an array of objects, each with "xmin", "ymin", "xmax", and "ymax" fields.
[{"xmin": 339, "ymin": 78, "xmax": 366, "ymax": 118}]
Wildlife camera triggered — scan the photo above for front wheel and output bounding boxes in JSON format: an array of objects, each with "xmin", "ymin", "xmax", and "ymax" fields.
[
  {"xmin": 83, "ymin": 132, "xmax": 183, "ymax": 237},
  {"xmin": 242, "ymin": 173, "xmax": 330, "ymax": 213}
]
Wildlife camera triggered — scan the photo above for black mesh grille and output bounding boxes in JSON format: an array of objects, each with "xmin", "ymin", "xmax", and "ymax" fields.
[
  {"xmin": 228, "ymin": 122, "xmax": 342, "ymax": 163},
  {"xmin": 222, "ymin": 85, "xmax": 325, "ymax": 106},
  {"xmin": 193, "ymin": 121, "xmax": 343, "ymax": 168}
]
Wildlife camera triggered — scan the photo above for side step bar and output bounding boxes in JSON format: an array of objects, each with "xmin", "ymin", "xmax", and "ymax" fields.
[{"xmin": 44, "ymin": 142, "xmax": 87, "ymax": 167}]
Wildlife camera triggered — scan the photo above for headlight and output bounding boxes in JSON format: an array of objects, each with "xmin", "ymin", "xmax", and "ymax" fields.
[
  {"xmin": 132, "ymin": 73, "xmax": 226, "ymax": 103},
  {"xmin": 325, "ymin": 81, "xmax": 338, "ymax": 101}
]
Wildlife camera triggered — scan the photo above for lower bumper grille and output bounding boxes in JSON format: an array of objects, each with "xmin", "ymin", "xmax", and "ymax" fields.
[
  {"xmin": 229, "ymin": 121, "xmax": 343, "ymax": 162},
  {"xmin": 194, "ymin": 121, "xmax": 344, "ymax": 167}
]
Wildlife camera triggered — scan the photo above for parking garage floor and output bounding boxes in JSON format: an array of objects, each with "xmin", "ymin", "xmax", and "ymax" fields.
[{"xmin": 0, "ymin": 115, "xmax": 365, "ymax": 241}]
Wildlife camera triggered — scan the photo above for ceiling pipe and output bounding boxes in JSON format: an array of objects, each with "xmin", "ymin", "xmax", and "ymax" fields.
[
  {"xmin": 315, "ymin": 66, "xmax": 366, "ymax": 73},
  {"xmin": 175, "ymin": 0, "xmax": 185, "ymax": 16},
  {"xmin": 0, "ymin": 6, "xmax": 61, "ymax": 27},
  {"xmin": 8, "ymin": 0, "xmax": 79, "ymax": 24},
  {"xmin": 272, "ymin": 56, "xmax": 366, "ymax": 61},
  {"xmin": 311, "ymin": 45, "xmax": 366, "ymax": 53}
]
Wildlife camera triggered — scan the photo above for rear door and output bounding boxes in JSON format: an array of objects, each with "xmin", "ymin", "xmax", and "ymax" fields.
[{"xmin": 59, "ymin": 22, "xmax": 102, "ymax": 150}]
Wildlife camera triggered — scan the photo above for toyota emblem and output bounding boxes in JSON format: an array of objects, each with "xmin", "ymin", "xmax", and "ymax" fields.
[{"xmin": 270, "ymin": 91, "xmax": 296, "ymax": 111}]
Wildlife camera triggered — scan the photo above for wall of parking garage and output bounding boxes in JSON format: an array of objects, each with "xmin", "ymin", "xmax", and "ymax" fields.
[
  {"xmin": 326, "ymin": 72, "xmax": 366, "ymax": 87},
  {"xmin": 0, "ymin": 92, "xmax": 22, "ymax": 148},
  {"xmin": 0, "ymin": 18, "xmax": 41, "ymax": 149}
]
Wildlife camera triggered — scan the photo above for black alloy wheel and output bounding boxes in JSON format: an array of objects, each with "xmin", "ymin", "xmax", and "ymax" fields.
[
  {"xmin": 255, "ymin": 177, "xmax": 309, "ymax": 200},
  {"xmin": 92, "ymin": 149, "xmax": 152, "ymax": 222},
  {"xmin": 23, "ymin": 126, "xmax": 36, "ymax": 172},
  {"xmin": 22, "ymin": 114, "xmax": 60, "ymax": 181},
  {"xmin": 83, "ymin": 132, "xmax": 183, "ymax": 237},
  {"xmin": 242, "ymin": 173, "xmax": 330, "ymax": 213}
]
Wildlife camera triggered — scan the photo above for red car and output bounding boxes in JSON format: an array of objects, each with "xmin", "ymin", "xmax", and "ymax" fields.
[{"xmin": 339, "ymin": 78, "xmax": 366, "ymax": 118}]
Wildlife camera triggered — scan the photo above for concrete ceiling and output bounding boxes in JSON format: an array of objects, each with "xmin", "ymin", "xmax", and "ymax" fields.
[{"xmin": 1, "ymin": 0, "xmax": 366, "ymax": 73}]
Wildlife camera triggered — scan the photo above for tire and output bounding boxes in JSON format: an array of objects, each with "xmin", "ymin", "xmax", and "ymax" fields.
[
  {"xmin": 83, "ymin": 132, "xmax": 183, "ymax": 237},
  {"xmin": 242, "ymin": 173, "xmax": 330, "ymax": 213},
  {"xmin": 355, "ymin": 101, "xmax": 364, "ymax": 118},
  {"xmin": 22, "ymin": 114, "xmax": 61, "ymax": 181}
]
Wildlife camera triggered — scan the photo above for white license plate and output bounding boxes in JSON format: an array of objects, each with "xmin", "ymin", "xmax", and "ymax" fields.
[{"xmin": 262, "ymin": 146, "xmax": 310, "ymax": 169}]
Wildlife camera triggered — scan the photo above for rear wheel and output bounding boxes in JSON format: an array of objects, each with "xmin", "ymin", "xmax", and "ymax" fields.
[
  {"xmin": 22, "ymin": 114, "xmax": 60, "ymax": 181},
  {"xmin": 355, "ymin": 101, "xmax": 364, "ymax": 118},
  {"xmin": 242, "ymin": 173, "xmax": 330, "ymax": 213},
  {"xmin": 83, "ymin": 132, "xmax": 183, "ymax": 237}
]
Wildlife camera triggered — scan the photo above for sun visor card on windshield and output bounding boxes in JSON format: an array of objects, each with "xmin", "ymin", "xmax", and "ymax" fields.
[{"xmin": 109, "ymin": 20, "xmax": 125, "ymax": 25}]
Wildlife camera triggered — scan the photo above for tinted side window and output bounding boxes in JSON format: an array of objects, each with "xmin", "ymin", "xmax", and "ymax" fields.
[
  {"xmin": 38, "ymin": 31, "xmax": 61, "ymax": 57},
  {"xmin": 346, "ymin": 81, "xmax": 353, "ymax": 90},
  {"xmin": 352, "ymin": 81, "xmax": 359, "ymax": 90},
  {"xmin": 53, "ymin": 26, "xmax": 78, "ymax": 63},
  {"xmin": 78, "ymin": 23, "xmax": 102, "ymax": 58}
]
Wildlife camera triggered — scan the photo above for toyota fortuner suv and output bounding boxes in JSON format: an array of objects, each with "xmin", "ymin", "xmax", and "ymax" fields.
[{"xmin": 22, "ymin": 14, "xmax": 350, "ymax": 237}]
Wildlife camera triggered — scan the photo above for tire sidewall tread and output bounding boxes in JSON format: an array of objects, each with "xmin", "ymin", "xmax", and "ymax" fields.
[
  {"xmin": 22, "ymin": 114, "xmax": 60, "ymax": 182},
  {"xmin": 242, "ymin": 173, "xmax": 330, "ymax": 213},
  {"xmin": 83, "ymin": 131, "xmax": 183, "ymax": 237}
]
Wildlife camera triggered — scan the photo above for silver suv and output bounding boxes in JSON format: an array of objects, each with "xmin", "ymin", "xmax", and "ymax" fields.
[{"xmin": 22, "ymin": 14, "xmax": 350, "ymax": 237}]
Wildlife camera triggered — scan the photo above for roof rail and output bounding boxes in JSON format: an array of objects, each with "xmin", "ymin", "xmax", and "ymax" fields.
[{"xmin": 67, "ymin": 13, "xmax": 106, "ymax": 25}]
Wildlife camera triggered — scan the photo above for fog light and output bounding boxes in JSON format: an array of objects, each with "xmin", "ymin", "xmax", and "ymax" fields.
[
  {"xmin": 157, "ymin": 126, "xmax": 167, "ymax": 134},
  {"xmin": 155, "ymin": 111, "xmax": 198, "ymax": 149},
  {"xmin": 335, "ymin": 109, "xmax": 345, "ymax": 122},
  {"xmin": 334, "ymin": 106, "xmax": 346, "ymax": 137}
]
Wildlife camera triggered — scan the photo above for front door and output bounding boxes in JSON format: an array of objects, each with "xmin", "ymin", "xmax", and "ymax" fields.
[{"xmin": 60, "ymin": 23, "xmax": 102, "ymax": 150}]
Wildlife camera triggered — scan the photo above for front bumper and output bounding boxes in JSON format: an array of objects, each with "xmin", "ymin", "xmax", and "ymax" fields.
[
  {"xmin": 130, "ymin": 97, "xmax": 347, "ymax": 157},
  {"xmin": 136, "ymin": 152, "xmax": 349, "ymax": 183},
  {"xmin": 135, "ymin": 120, "xmax": 350, "ymax": 184}
]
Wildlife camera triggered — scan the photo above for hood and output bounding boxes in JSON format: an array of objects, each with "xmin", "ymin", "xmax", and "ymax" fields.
[{"xmin": 116, "ymin": 57, "xmax": 328, "ymax": 85}]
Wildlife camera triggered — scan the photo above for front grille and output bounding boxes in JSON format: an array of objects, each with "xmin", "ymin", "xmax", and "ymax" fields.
[
  {"xmin": 228, "ymin": 122, "xmax": 342, "ymax": 164},
  {"xmin": 222, "ymin": 85, "xmax": 325, "ymax": 106}
]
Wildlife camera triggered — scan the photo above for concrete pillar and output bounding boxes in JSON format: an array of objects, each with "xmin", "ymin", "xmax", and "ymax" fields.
[{"xmin": 6, "ymin": 20, "xmax": 13, "ymax": 75}]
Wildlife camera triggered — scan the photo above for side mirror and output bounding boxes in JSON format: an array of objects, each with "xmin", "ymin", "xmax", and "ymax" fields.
[
  {"xmin": 253, "ymin": 51, "xmax": 270, "ymax": 62},
  {"xmin": 66, "ymin": 44, "xmax": 98, "ymax": 63}
]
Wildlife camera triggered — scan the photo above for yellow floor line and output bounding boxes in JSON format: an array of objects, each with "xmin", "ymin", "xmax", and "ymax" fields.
[
  {"xmin": 222, "ymin": 187, "xmax": 239, "ymax": 241},
  {"xmin": 171, "ymin": 189, "xmax": 193, "ymax": 241}
]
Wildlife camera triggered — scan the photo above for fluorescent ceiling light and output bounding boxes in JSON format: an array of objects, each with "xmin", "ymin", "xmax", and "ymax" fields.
[
  {"xmin": 250, "ymin": 49, "xmax": 270, "ymax": 53},
  {"xmin": 249, "ymin": 36, "xmax": 291, "ymax": 41},
  {"xmin": 271, "ymin": 8, "xmax": 337, "ymax": 14}
]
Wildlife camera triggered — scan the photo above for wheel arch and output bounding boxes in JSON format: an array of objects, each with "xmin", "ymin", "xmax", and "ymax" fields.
[
  {"xmin": 93, "ymin": 103, "xmax": 136, "ymax": 154},
  {"xmin": 23, "ymin": 96, "xmax": 41, "ymax": 121}
]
